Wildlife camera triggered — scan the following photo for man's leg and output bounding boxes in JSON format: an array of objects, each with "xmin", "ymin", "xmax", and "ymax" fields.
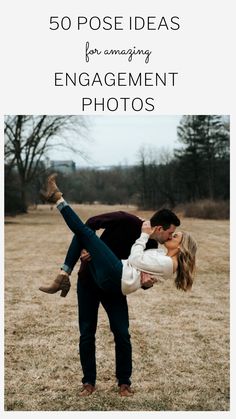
[
  {"xmin": 77, "ymin": 268, "xmax": 100, "ymax": 390},
  {"xmin": 101, "ymin": 291, "xmax": 133, "ymax": 395}
]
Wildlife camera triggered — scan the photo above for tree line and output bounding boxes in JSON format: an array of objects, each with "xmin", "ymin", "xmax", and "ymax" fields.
[{"xmin": 5, "ymin": 115, "xmax": 229, "ymax": 216}]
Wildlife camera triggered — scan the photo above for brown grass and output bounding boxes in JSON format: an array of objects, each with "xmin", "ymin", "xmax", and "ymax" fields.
[{"xmin": 4, "ymin": 204, "xmax": 230, "ymax": 411}]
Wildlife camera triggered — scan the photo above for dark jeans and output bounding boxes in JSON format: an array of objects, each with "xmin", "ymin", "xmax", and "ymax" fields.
[
  {"xmin": 60, "ymin": 204, "xmax": 123, "ymax": 294},
  {"xmin": 63, "ymin": 234, "xmax": 81, "ymax": 274},
  {"xmin": 77, "ymin": 269, "xmax": 132, "ymax": 386},
  {"xmin": 59, "ymin": 203, "xmax": 132, "ymax": 385}
]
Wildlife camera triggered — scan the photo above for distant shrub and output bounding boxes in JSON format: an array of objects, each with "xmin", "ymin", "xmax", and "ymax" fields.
[{"xmin": 180, "ymin": 200, "xmax": 229, "ymax": 220}]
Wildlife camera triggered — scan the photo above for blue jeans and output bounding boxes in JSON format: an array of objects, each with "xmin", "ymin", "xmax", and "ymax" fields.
[
  {"xmin": 59, "ymin": 203, "xmax": 123, "ymax": 294},
  {"xmin": 62, "ymin": 235, "xmax": 81, "ymax": 274}
]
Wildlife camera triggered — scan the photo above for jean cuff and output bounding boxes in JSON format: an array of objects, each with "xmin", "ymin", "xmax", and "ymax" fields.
[
  {"xmin": 57, "ymin": 200, "xmax": 68, "ymax": 212},
  {"xmin": 61, "ymin": 264, "xmax": 72, "ymax": 275}
]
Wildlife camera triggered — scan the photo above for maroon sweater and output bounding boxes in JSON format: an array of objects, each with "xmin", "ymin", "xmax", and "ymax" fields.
[{"xmin": 85, "ymin": 211, "xmax": 157, "ymax": 259}]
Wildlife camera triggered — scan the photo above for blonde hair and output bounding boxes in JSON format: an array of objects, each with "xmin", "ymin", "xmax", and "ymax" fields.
[{"xmin": 175, "ymin": 232, "xmax": 197, "ymax": 291}]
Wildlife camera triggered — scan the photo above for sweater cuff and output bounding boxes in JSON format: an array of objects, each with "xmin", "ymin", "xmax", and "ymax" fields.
[{"xmin": 139, "ymin": 232, "xmax": 150, "ymax": 241}]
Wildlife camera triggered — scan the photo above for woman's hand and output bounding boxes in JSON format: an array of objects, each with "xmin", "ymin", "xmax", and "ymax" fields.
[
  {"xmin": 141, "ymin": 220, "xmax": 155, "ymax": 236},
  {"xmin": 140, "ymin": 272, "xmax": 157, "ymax": 288}
]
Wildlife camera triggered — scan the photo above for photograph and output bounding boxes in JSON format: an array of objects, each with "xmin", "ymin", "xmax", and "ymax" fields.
[{"xmin": 4, "ymin": 114, "xmax": 230, "ymax": 411}]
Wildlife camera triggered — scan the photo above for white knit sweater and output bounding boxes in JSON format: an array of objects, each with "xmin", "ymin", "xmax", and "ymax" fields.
[{"xmin": 121, "ymin": 232, "xmax": 173, "ymax": 295}]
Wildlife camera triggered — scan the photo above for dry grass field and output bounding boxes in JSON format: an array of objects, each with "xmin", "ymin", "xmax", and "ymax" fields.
[{"xmin": 4, "ymin": 204, "xmax": 230, "ymax": 411}]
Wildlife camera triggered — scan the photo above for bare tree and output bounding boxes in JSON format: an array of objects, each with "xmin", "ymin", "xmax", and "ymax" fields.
[{"xmin": 4, "ymin": 115, "xmax": 88, "ymax": 212}]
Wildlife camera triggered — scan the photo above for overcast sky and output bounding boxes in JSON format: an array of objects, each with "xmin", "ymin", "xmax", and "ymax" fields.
[{"xmin": 49, "ymin": 115, "xmax": 183, "ymax": 167}]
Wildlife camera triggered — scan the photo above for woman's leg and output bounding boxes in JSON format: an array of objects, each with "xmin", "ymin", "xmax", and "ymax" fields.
[
  {"xmin": 61, "ymin": 235, "xmax": 82, "ymax": 275},
  {"xmin": 57, "ymin": 200, "xmax": 123, "ymax": 293},
  {"xmin": 39, "ymin": 234, "xmax": 83, "ymax": 296}
]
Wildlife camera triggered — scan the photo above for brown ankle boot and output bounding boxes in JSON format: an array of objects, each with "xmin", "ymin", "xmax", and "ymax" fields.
[
  {"xmin": 39, "ymin": 273, "xmax": 71, "ymax": 297},
  {"xmin": 40, "ymin": 173, "xmax": 63, "ymax": 204}
]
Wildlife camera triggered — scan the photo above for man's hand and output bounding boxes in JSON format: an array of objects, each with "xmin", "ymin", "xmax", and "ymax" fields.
[
  {"xmin": 140, "ymin": 272, "xmax": 156, "ymax": 288},
  {"xmin": 80, "ymin": 249, "xmax": 92, "ymax": 262}
]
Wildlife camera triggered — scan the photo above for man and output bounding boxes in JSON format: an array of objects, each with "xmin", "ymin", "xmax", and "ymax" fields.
[{"xmin": 40, "ymin": 209, "xmax": 180, "ymax": 396}]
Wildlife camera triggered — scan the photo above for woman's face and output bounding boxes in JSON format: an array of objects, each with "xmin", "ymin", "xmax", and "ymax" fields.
[{"xmin": 164, "ymin": 231, "xmax": 183, "ymax": 251}]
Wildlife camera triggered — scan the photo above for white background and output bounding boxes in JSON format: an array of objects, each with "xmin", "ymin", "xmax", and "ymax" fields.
[
  {"xmin": 0, "ymin": 0, "xmax": 235, "ymax": 418},
  {"xmin": 0, "ymin": 0, "xmax": 235, "ymax": 114}
]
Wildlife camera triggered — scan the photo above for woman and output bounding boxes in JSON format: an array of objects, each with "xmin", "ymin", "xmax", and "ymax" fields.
[{"xmin": 39, "ymin": 174, "xmax": 197, "ymax": 296}]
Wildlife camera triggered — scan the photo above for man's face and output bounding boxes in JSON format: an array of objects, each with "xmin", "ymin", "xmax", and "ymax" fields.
[{"xmin": 150, "ymin": 224, "xmax": 176, "ymax": 244}]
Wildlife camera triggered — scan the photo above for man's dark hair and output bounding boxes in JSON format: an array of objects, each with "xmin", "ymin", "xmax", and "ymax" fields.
[{"xmin": 150, "ymin": 208, "xmax": 180, "ymax": 230}]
